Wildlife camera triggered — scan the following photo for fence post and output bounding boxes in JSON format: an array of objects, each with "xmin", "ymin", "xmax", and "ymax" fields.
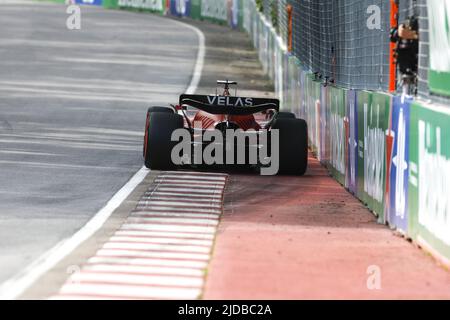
[
  {"xmin": 389, "ymin": 0, "xmax": 399, "ymax": 92},
  {"xmin": 287, "ymin": 4, "xmax": 293, "ymax": 53}
]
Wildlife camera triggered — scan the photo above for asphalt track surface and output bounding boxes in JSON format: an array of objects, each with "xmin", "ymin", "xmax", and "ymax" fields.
[{"xmin": 0, "ymin": 2, "xmax": 198, "ymax": 285}]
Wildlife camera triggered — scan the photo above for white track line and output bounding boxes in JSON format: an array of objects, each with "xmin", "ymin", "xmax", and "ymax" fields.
[
  {"xmin": 126, "ymin": 217, "xmax": 219, "ymax": 226},
  {"xmin": 120, "ymin": 223, "xmax": 217, "ymax": 234},
  {"xmin": 145, "ymin": 191, "xmax": 223, "ymax": 199},
  {"xmin": 142, "ymin": 196, "xmax": 222, "ymax": 203},
  {"xmin": 102, "ymin": 242, "xmax": 212, "ymax": 254},
  {"xmin": 131, "ymin": 211, "xmax": 220, "ymax": 219},
  {"xmin": 162, "ymin": 171, "xmax": 228, "ymax": 179},
  {"xmin": 153, "ymin": 183, "xmax": 224, "ymax": 189},
  {"xmin": 96, "ymin": 249, "xmax": 210, "ymax": 261},
  {"xmin": 50, "ymin": 295, "xmax": 130, "ymax": 301},
  {"xmin": 0, "ymin": 16, "xmax": 206, "ymax": 300},
  {"xmin": 87, "ymin": 257, "xmax": 208, "ymax": 269},
  {"xmin": 154, "ymin": 179, "xmax": 226, "ymax": 185},
  {"xmin": 136, "ymin": 200, "xmax": 222, "ymax": 208},
  {"xmin": 114, "ymin": 230, "xmax": 215, "ymax": 240},
  {"xmin": 175, "ymin": 20, "xmax": 205, "ymax": 95},
  {"xmin": 154, "ymin": 187, "xmax": 223, "ymax": 194},
  {"xmin": 58, "ymin": 283, "xmax": 201, "ymax": 300},
  {"xmin": 68, "ymin": 272, "xmax": 203, "ymax": 287},
  {"xmin": 155, "ymin": 176, "xmax": 226, "ymax": 181},
  {"xmin": 133, "ymin": 206, "xmax": 221, "ymax": 214},
  {"xmin": 83, "ymin": 264, "xmax": 204, "ymax": 277},
  {"xmin": 109, "ymin": 236, "xmax": 213, "ymax": 246}
]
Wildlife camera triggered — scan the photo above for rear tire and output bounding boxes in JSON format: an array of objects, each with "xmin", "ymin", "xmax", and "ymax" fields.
[
  {"xmin": 272, "ymin": 118, "xmax": 308, "ymax": 175},
  {"xmin": 143, "ymin": 107, "xmax": 176, "ymax": 157},
  {"xmin": 144, "ymin": 112, "xmax": 184, "ymax": 170}
]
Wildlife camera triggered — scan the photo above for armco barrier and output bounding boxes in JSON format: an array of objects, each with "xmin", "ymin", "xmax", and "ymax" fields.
[
  {"xmin": 408, "ymin": 102, "xmax": 450, "ymax": 264},
  {"xmin": 99, "ymin": 0, "xmax": 450, "ymax": 266},
  {"xmin": 298, "ymin": 69, "xmax": 307, "ymax": 121},
  {"xmin": 386, "ymin": 96, "xmax": 412, "ymax": 234},
  {"xmin": 283, "ymin": 55, "xmax": 294, "ymax": 114},
  {"xmin": 356, "ymin": 90, "xmax": 391, "ymax": 222},
  {"xmin": 319, "ymin": 84, "xmax": 328, "ymax": 165},
  {"xmin": 373, "ymin": 94, "xmax": 390, "ymax": 221},
  {"xmin": 346, "ymin": 90, "xmax": 358, "ymax": 196},
  {"xmin": 356, "ymin": 91, "xmax": 371, "ymax": 205},
  {"xmin": 304, "ymin": 75, "xmax": 321, "ymax": 157},
  {"xmin": 287, "ymin": 56, "xmax": 301, "ymax": 116},
  {"xmin": 369, "ymin": 92, "xmax": 391, "ymax": 222},
  {"xmin": 328, "ymin": 86, "xmax": 346, "ymax": 186}
]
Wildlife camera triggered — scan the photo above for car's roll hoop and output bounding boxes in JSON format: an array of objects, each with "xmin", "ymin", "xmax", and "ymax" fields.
[{"xmin": 216, "ymin": 80, "xmax": 238, "ymax": 96}]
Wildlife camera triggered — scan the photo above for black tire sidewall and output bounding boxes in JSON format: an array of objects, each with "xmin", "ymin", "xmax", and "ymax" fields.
[
  {"xmin": 145, "ymin": 112, "xmax": 185, "ymax": 170},
  {"xmin": 272, "ymin": 118, "xmax": 308, "ymax": 175},
  {"xmin": 143, "ymin": 107, "xmax": 175, "ymax": 157}
]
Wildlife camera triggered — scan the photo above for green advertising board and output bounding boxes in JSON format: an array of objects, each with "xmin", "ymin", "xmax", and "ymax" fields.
[
  {"xmin": 356, "ymin": 91, "xmax": 390, "ymax": 222},
  {"xmin": 103, "ymin": 0, "xmax": 118, "ymax": 9},
  {"xmin": 328, "ymin": 86, "xmax": 346, "ymax": 186},
  {"xmin": 199, "ymin": 0, "xmax": 227, "ymax": 24},
  {"xmin": 357, "ymin": 91, "xmax": 371, "ymax": 205},
  {"xmin": 116, "ymin": 0, "xmax": 165, "ymax": 13},
  {"xmin": 190, "ymin": 0, "xmax": 201, "ymax": 20},
  {"xmin": 368, "ymin": 92, "xmax": 390, "ymax": 221},
  {"xmin": 427, "ymin": 0, "xmax": 450, "ymax": 97},
  {"xmin": 237, "ymin": 0, "xmax": 244, "ymax": 30},
  {"xmin": 408, "ymin": 101, "xmax": 450, "ymax": 261},
  {"xmin": 305, "ymin": 76, "xmax": 321, "ymax": 156}
]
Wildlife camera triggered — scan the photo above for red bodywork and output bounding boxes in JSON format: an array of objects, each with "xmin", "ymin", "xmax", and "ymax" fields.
[{"xmin": 189, "ymin": 111, "xmax": 262, "ymax": 131}]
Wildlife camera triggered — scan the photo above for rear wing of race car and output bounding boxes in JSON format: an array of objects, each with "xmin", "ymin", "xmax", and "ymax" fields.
[{"xmin": 179, "ymin": 94, "xmax": 280, "ymax": 116}]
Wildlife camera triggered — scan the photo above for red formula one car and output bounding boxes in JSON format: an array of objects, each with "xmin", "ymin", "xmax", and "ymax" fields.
[{"xmin": 143, "ymin": 81, "xmax": 308, "ymax": 175}]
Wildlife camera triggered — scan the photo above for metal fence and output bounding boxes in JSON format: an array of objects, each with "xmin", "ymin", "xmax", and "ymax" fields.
[
  {"xmin": 294, "ymin": 0, "xmax": 387, "ymax": 90},
  {"xmin": 278, "ymin": 0, "xmax": 288, "ymax": 45},
  {"xmin": 413, "ymin": 0, "xmax": 430, "ymax": 100},
  {"xmin": 257, "ymin": 0, "xmax": 448, "ymax": 95},
  {"xmin": 287, "ymin": 0, "xmax": 391, "ymax": 91}
]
